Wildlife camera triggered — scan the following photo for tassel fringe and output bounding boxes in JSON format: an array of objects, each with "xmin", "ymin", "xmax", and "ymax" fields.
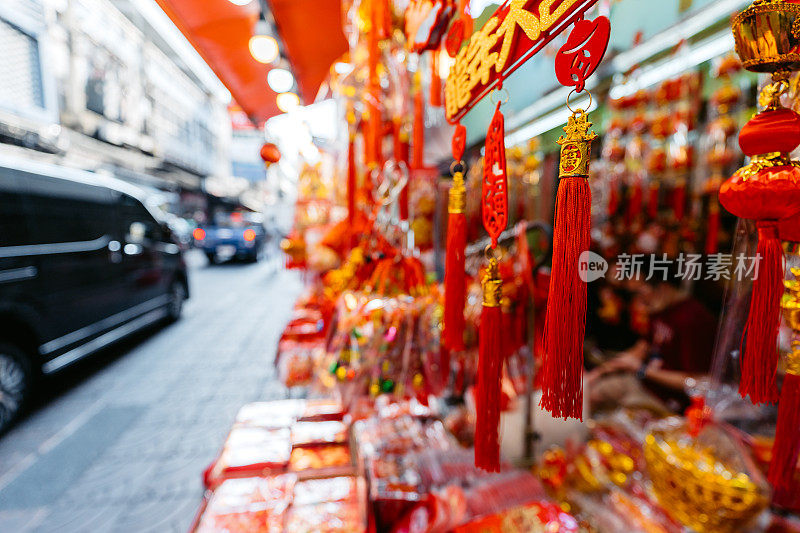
[
  {"xmin": 541, "ymin": 177, "xmax": 590, "ymax": 420},
  {"xmin": 740, "ymin": 221, "xmax": 784, "ymax": 404},
  {"xmin": 475, "ymin": 259, "xmax": 503, "ymax": 472}
]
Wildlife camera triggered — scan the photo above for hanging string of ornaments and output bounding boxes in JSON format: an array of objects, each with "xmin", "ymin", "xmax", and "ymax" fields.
[
  {"xmin": 725, "ymin": 0, "xmax": 800, "ymax": 509},
  {"xmin": 442, "ymin": 0, "xmax": 611, "ymax": 470}
]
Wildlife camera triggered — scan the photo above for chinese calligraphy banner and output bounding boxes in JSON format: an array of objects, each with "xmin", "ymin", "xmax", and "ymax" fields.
[{"xmin": 444, "ymin": 0, "xmax": 599, "ymax": 123}]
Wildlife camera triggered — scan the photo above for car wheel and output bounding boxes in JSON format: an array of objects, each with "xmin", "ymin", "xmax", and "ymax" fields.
[
  {"xmin": 166, "ymin": 282, "xmax": 186, "ymax": 322},
  {"xmin": 0, "ymin": 342, "xmax": 32, "ymax": 435}
]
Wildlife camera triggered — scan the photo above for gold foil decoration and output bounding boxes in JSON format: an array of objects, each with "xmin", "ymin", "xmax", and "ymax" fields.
[
  {"xmin": 732, "ymin": 0, "xmax": 800, "ymax": 72},
  {"xmin": 644, "ymin": 430, "xmax": 769, "ymax": 533},
  {"xmin": 557, "ymin": 109, "xmax": 597, "ymax": 178},
  {"xmin": 448, "ymin": 171, "xmax": 467, "ymax": 214},
  {"xmin": 782, "ymin": 267, "xmax": 800, "ymax": 375},
  {"xmin": 482, "ymin": 255, "xmax": 502, "ymax": 308}
]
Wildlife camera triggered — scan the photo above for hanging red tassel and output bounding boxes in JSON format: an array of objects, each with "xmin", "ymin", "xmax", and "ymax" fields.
[
  {"xmin": 704, "ymin": 200, "xmax": 720, "ymax": 255},
  {"xmin": 626, "ymin": 179, "xmax": 643, "ymax": 226},
  {"xmin": 412, "ymin": 76, "xmax": 425, "ymax": 169},
  {"xmin": 475, "ymin": 256, "xmax": 502, "ymax": 472},
  {"xmin": 647, "ymin": 181, "xmax": 659, "ymax": 220},
  {"xmin": 347, "ymin": 132, "xmax": 357, "ymax": 225},
  {"xmin": 541, "ymin": 108, "xmax": 597, "ymax": 421},
  {"xmin": 673, "ymin": 179, "xmax": 687, "ymax": 221},
  {"xmin": 443, "ymin": 171, "xmax": 467, "ymax": 351},
  {"xmin": 769, "ymin": 363, "xmax": 800, "ymax": 510},
  {"xmin": 740, "ymin": 221, "xmax": 783, "ymax": 403},
  {"xmin": 607, "ymin": 180, "xmax": 620, "ymax": 217},
  {"xmin": 394, "ymin": 121, "xmax": 410, "ymax": 221},
  {"xmin": 430, "ymin": 52, "xmax": 442, "ymax": 107},
  {"xmin": 719, "ymin": 103, "xmax": 800, "ymax": 404},
  {"xmin": 474, "ymin": 103, "xmax": 508, "ymax": 471}
]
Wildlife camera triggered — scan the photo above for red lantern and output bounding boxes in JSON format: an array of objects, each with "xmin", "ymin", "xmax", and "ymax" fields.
[
  {"xmin": 260, "ymin": 143, "xmax": 281, "ymax": 164},
  {"xmin": 719, "ymin": 104, "xmax": 800, "ymax": 405}
]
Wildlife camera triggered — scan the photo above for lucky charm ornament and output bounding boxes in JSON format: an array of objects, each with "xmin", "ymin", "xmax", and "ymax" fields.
[
  {"xmin": 722, "ymin": 0, "xmax": 800, "ymax": 405},
  {"xmin": 541, "ymin": 16, "xmax": 609, "ymax": 421},
  {"xmin": 475, "ymin": 96, "xmax": 509, "ymax": 472},
  {"xmin": 443, "ymin": 125, "xmax": 467, "ymax": 351}
]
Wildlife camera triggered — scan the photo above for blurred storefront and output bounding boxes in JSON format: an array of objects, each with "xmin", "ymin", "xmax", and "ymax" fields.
[{"xmin": 0, "ymin": 0, "xmax": 233, "ymax": 209}]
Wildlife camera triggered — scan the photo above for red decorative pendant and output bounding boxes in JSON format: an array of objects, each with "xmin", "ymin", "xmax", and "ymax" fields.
[
  {"xmin": 452, "ymin": 123, "xmax": 466, "ymax": 161},
  {"xmin": 555, "ymin": 16, "xmax": 611, "ymax": 92},
  {"xmin": 482, "ymin": 103, "xmax": 508, "ymax": 248}
]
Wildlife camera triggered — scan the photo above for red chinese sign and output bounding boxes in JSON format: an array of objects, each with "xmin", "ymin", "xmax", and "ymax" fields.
[
  {"xmin": 444, "ymin": 0, "xmax": 602, "ymax": 123},
  {"xmin": 482, "ymin": 104, "xmax": 508, "ymax": 247}
]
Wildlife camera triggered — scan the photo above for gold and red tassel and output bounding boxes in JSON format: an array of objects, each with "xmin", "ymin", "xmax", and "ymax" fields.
[
  {"xmin": 443, "ymin": 172, "xmax": 467, "ymax": 351},
  {"xmin": 541, "ymin": 106, "xmax": 597, "ymax": 421},
  {"xmin": 475, "ymin": 255, "xmax": 503, "ymax": 472},
  {"xmin": 444, "ymin": 124, "xmax": 467, "ymax": 351},
  {"xmin": 474, "ymin": 101, "xmax": 508, "ymax": 471}
]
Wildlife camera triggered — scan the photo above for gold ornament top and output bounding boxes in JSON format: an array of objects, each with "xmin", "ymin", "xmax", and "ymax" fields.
[
  {"xmin": 557, "ymin": 109, "xmax": 597, "ymax": 178},
  {"xmin": 732, "ymin": 0, "xmax": 800, "ymax": 73},
  {"xmin": 482, "ymin": 256, "xmax": 502, "ymax": 308},
  {"xmin": 448, "ymin": 171, "xmax": 466, "ymax": 214}
]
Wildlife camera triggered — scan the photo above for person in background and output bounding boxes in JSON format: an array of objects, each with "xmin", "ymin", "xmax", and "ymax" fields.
[{"xmin": 587, "ymin": 260, "xmax": 718, "ymax": 413}]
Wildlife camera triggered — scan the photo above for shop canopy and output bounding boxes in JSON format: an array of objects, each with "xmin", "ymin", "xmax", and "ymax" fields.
[{"xmin": 155, "ymin": 0, "xmax": 347, "ymax": 125}]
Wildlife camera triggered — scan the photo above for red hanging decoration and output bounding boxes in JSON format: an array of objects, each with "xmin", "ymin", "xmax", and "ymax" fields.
[
  {"xmin": 475, "ymin": 102, "xmax": 508, "ymax": 472},
  {"xmin": 769, "ymin": 364, "xmax": 800, "ymax": 510},
  {"xmin": 412, "ymin": 78, "xmax": 425, "ymax": 169},
  {"xmin": 347, "ymin": 132, "xmax": 357, "ymax": 224},
  {"xmin": 672, "ymin": 179, "xmax": 687, "ymax": 221},
  {"xmin": 259, "ymin": 143, "xmax": 281, "ymax": 164},
  {"xmin": 719, "ymin": 102, "xmax": 800, "ymax": 404},
  {"xmin": 443, "ymin": 124, "xmax": 467, "ymax": 351},
  {"xmin": 482, "ymin": 103, "xmax": 508, "ymax": 247},
  {"xmin": 430, "ymin": 52, "xmax": 442, "ymax": 107},
  {"xmin": 394, "ymin": 121, "xmax": 411, "ymax": 221},
  {"xmin": 541, "ymin": 107, "xmax": 597, "ymax": 421},
  {"xmin": 704, "ymin": 200, "xmax": 720, "ymax": 255},
  {"xmin": 647, "ymin": 181, "xmax": 659, "ymax": 220}
]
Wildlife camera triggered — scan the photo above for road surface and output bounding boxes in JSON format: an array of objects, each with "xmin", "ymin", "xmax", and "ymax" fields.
[{"xmin": 0, "ymin": 253, "xmax": 302, "ymax": 532}]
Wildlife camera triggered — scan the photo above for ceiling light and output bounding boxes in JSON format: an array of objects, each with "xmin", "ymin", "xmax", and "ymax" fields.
[
  {"xmin": 249, "ymin": 35, "xmax": 279, "ymax": 64},
  {"xmin": 276, "ymin": 92, "xmax": 301, "ymax": 113},
  {"xmin": 268, "ymin": 69, "xmax": 295, "ymax": 93},
  {"xmin": 228, "ymin": 0, "xmax": 252, "ymax": 5}
]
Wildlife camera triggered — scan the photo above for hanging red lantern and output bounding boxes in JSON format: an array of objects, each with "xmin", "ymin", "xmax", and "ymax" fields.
[
  {"xmin": 719, "ymin": 103, "xmax": 800, "ymax": 404},
  {"xmin": 260, "ymin": 143, "xmax": 281, "ymax": 164}
]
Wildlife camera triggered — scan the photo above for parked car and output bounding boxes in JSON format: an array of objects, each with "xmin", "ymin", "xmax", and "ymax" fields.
[
  {"xmin": 0, "ymin": 155, "xmax": 189, "ymax": 433},
  {"xmin": 193, "ymin": 211, "xmax": 266, "ymax": 263}
]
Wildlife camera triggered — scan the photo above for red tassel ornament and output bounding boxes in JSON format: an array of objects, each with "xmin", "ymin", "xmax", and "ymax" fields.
[
  {"xmin": 475, "ymin": 256, "xmax": 503, "ymax": 472},
  {"xmin": 705, "ymin": 200, "xmax": 720, "ymax": 255},
  {"xmin": 541, "ymin": 107, "xmax": 597, "ymax": 421},
  {"xmin": 443, "ymin": 171, "xmax": 467, "ymax": 351},
  {"xmin": 719, "ymin": 102, "xmax": 800, "ymax": 404},
  {"xmin": 647, "ymin": 181, "xmax": 659, "ymax": 220},
  {"xmin": 474, "ymin": 102, "xmax": 508, "ymax": 471},
  {"xmin": 347, "ymin": 132, "xmax": 357, "ymax": 225}
]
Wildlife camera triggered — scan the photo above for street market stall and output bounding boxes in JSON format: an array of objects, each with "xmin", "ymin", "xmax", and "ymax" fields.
[{"xmin": 187, "ymin": 0, "xmax": 800, "ymax": 531}]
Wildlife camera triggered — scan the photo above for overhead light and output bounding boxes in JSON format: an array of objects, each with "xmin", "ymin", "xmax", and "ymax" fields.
[
  {"xmin": 334, "ymin": 62, "xmax": 353, "ymax": 75},
  {"xmin": 228, "ymin": 0, "xmax": 252, "ymax": 5},
  {"xmin": 277, "ymin": 92, "xmax": 301, "ymax": 113},
  {"xmin": 268, "ymin": 69, "xmax": 295, "ymax": 93},
  {"xmin": 249, "ymin": 35, "xmax": 279, "ymax": 64}
]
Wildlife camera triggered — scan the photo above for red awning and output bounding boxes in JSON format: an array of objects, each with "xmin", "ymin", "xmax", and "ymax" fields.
[
  {"xmin": 155, "ymin": 0, "xmax": 279, "ymax": 124},
  {"xmin": 268, "ymin": 0, "xmax": 348, "ymax": 103},
  {"xmin": 155, "ymin": 0, "xmax": 347, "ymax": 124}
]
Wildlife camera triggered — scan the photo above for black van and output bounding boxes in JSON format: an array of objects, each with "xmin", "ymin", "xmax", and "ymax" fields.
[{"xmin": 0, "ymin": 155, "xmax": 189, "ymax": 433}]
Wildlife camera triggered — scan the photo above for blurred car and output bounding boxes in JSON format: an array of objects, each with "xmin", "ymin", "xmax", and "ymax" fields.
[
  {"xmin": 0, "ymin": 155, "xmax": 189, "ymax": 434},
  {"xmin": 193, "ymin": 211, "xmax": 266, "ymax": 263},
  {"xmin": 164, "ymin": 214, "xmax": 195, "ymax": 251}
]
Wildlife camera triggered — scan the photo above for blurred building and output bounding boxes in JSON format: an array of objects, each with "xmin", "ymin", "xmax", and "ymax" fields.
[{"xmin": 0, "ymin": 0, "xmax": 233, "ymax": 213}]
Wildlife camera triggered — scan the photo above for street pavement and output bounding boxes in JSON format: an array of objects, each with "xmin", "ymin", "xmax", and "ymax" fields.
[{"xmin": 0, "ymin": 251, "xmax": 302, "ymax": 532}]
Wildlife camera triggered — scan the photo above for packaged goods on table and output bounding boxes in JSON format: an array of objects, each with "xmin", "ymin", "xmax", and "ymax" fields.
[
  {"xmin": 192, "ymin": 475, "xmax": 295, "ymax": 533},
  {"xmin": 204, "ymin": 427, "xmax": 292, "ymax": 488}
]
